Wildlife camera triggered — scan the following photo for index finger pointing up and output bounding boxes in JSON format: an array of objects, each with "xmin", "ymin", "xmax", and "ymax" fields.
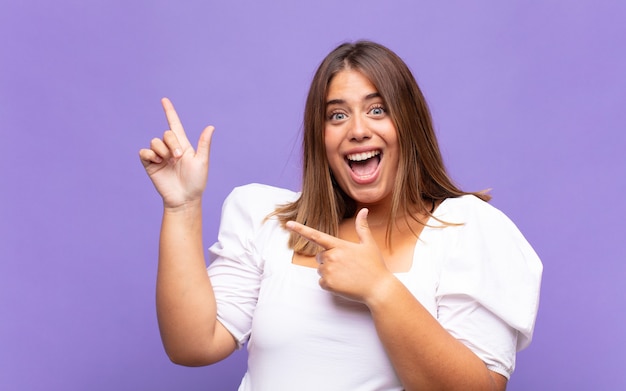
[{"xmin": 161, "ymin": 97, "xmax": 191, "ymax": 148}]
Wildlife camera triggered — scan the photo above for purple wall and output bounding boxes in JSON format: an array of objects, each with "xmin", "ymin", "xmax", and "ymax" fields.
[{"xmin": 1, "ymin": 1, "xmax": 624, "ymax": 389}]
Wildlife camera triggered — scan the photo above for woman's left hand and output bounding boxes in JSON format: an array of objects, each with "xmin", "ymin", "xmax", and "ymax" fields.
[{"xmin": 286, "ymin": 208, "xmax": 396, "ymax": 305}]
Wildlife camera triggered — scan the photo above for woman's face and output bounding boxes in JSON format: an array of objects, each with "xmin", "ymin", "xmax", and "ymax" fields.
[{"xmin": 324, "ymin": 69, "xmax": 400, "ymax": 209}]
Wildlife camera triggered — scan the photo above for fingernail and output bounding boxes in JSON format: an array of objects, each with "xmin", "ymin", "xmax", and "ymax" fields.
[{"xmin": 174, "ymin": 148, "xmax": 182, "ymax": 157}]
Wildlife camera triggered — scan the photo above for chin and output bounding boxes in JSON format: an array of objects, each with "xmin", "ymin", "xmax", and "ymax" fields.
[{"xmin": 346, "ymin": 189, "xmax": 391, "ymax": 207}]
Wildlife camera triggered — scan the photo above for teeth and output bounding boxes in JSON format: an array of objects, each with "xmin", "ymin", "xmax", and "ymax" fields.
[{"xmin": 346, "ymin": 150, "xmax": 381, "ymax": 162}]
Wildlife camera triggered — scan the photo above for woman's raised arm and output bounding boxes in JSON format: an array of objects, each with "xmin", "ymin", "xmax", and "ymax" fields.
[{"xmin": 139, "ymin": 98, "xmax": 236, "ymax": 366}]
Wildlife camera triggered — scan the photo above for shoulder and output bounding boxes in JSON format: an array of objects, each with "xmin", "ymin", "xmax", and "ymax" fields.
[
  {"xmin": 229, "ymin": 183, "xmax": 298, "ymax": 201},
  {"xmin": 435, "ymin": 195, "xmax": 542, "ymax": 280},
  {"xmin": 227, "ymin": 183, "xmax": 298, "ymax": 205},
  {"xmin": 212, "ymin": 184, "xmax": 298, "ymax": 251},
  {"xmin": 221, "ymin": 183, "xmax": 299, "ymax": 222},
  {"xmin": 436, "ymin": 195, "xmax": 543, "ymax": 350},
  {"xmin": 437, "ymin": 194, "xmax": 512, "ymax": 228},
  {"xmin": 440, "ymin": 194, "xmax": 501, "ymax": 215}
]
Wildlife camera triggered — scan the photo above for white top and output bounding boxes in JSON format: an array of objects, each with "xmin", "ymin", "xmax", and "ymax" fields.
[{"xmin": 207, "ymin": 183, "xmax": 543, "ymax": 390}]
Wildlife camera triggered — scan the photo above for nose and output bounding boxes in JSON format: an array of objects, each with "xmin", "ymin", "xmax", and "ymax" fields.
[{"xmin": 348, "ymin": 115, "xmax": 371, "ymax": 141}]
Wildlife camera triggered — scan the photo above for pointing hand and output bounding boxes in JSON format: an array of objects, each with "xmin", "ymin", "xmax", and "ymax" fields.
[
  {"xmin": 286, "ymin": 209, "xmax": 394, "ymax": 305},
  {"xmin": 139, "ymin": 98, "xmax": 215, "ymax": 209}
]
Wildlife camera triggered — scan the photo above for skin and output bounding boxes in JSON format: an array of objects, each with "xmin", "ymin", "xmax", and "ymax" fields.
[
  {"xmin": 323, "ymin": 69, "xmax": 400, "ymax": 213},
  {"xmin": 139, "ymin": 98, "xmax": 237, "ymax": 365},
  {"xmin": 140, "ymin": 86, "xmax": 508, "ymax": 389},
  {"xmin": 287, "ymin": 70, "xmax": 508, "ymax": 391}
]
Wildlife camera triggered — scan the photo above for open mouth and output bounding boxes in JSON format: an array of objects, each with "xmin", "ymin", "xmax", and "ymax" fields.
[{"xmin": 346, "ymin": 150, "xmax": 381, "ymax": 177}]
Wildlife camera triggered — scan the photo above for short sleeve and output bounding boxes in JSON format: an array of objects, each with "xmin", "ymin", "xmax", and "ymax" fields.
[
  {"xmin": 435, "ymin": 196, "xmax": 543, "ymax": 378},
  {"xmin": 207, "ymin": 184, "xmax": 296, "ymax": 347}
]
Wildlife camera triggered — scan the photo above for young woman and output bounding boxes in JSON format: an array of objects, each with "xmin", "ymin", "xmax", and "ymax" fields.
[{"xmin": 139, "ymin": 41, "xmax": 542, "ymax": 391}]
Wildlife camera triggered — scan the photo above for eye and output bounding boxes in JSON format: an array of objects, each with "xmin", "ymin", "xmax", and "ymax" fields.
[
  {"xmin": 328, "ymin": 111, "xmax": 347, "ymax": 121},
  {"xmin": 369, "ymin": 105, "xmax": 386, "ymax": 116}
]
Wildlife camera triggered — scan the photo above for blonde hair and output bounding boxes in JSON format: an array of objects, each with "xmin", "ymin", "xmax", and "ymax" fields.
[{"xmin": 273, "ymin": 41, "xmax": 489, "ymax": 256}]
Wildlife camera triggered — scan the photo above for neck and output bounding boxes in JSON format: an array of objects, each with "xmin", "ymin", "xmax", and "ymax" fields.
[
  {"xmin": 353, "ymin": 198, "xmax": 431, "ymax": 231},
  {"xmin": 354, "ymin": 200, "xmax": 392, "ymax": 226}
]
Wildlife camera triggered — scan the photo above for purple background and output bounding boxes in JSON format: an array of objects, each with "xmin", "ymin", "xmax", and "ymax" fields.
[{"xmin": 2, "ymin": 1, "xmax": 625, "ymax": 390}]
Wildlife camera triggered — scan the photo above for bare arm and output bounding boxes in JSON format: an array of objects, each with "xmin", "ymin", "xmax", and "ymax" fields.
[
  {"xmin": 286, "ymin": 209, "xmax": 507, "ymax": 390},
  {"xmin": 366, "ymin": 274, "xmax": 507, "ymax": 390},
  {"xmin": 139, "ymin": 98, "xmax": 236, "ymax": 366}
]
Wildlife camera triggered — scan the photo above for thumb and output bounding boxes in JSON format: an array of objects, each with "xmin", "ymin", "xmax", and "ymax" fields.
[
  {"xmin": 355, "ymin": 208, "xmax": 375, "ymax": 245},
  {"xmin": 195, "ymin": 125, "xmax": 215, "ymax": 160}
]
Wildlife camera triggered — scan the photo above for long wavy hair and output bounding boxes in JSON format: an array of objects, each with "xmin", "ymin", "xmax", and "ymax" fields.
[{"xmin": 273, "ymin": 40, "xmax": 490, "ymax": 256}]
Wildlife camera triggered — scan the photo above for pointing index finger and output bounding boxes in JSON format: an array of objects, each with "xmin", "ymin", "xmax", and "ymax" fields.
[
  {"xmin": 285, "ymin": 221, "xmax": 339, "ymax": 250},
  {"xmin": 161, "ymin": 97, "xmax": 191, "ymax": 148}
]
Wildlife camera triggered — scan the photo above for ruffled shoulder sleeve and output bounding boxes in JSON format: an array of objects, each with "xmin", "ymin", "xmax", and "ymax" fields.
[
  {"xmin": 435, "ymin": 196, "xmax": 543, "ymax": 376},
  {"xmin": 207, "ymin": 183, "xmax": 298, "ymax": 347}
]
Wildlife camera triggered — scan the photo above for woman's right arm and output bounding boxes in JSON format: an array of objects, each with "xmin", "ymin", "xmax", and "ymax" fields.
[{"xmin": 139, "ymin": 98, "xmax": 237, "ymax": 366}]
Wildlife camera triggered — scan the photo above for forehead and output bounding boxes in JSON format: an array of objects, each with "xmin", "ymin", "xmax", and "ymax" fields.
[{"xmin": 326, "ymin": 69, "xmax": 378, "ymax": 101}]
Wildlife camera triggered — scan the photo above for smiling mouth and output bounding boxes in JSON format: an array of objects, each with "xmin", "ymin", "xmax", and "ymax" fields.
[{"xmin": 346, "ymin": 150, "xmax": 381, "ymax": 177}]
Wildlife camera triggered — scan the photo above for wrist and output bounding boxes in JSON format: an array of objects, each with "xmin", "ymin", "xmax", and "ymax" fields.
[
  {"xmin": 364, "ymin": 272, "xmax": 401, "ymax": 311},
  {"xmin": 163, "ymin": 198, "xmax": 203, "ymax": 215}
]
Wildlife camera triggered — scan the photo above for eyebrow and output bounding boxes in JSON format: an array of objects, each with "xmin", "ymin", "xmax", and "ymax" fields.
[{"xmin": 326, "ymin": 92, "xmax": 381, "ymax": 106}]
